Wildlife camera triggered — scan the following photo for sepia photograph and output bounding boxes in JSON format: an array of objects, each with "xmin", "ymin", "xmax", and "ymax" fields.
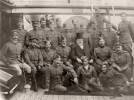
[{"xmin": 0, "ymin": 0, "xmax": 134, "ymax": 100}]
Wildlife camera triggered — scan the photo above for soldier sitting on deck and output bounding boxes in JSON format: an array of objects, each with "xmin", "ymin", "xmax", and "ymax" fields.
[
  {"xmin": 24, "ymin": 37, "xmax": 43, "ymax": 91},
  {"xmin": 45, "ymin": 55, "xmax": 78, "ymax": 92},
  {"xmin": 99, "ymin": 62, "xmax": 129, "ymax": 94},
  {"xmin": 77, "ymin": 56, "xmax": 102, "ymax": 92}
]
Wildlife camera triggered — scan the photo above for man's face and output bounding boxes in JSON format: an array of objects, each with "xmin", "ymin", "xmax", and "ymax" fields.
[
  {"xmin": 32, "ymin": 22, "xmax": 40, "ymax": 30},
  {"xmin": 50, "ymin": 22, "xmax": 55, "ymax": 30},
  {"xmin": 121, "ymin": 14, "xmax": 127, "ymax": 21},
  {"xmin": 11, "ymin": 33, "xmax": 18, "ymax": 44},
  {"xmin": 17, "ymin": 22, "xmax": 23, "ymax": 29},
  {"xmin": 56, "ymin": 19, "xmax": 61, "ymax": 27},
  {"xmin": 54, "ymin": 57, "xmax": 62, "ymax": 67},
  {"xmin": 45, "ymin": 41, "xmax": 51, "ymax": 49},
  {"xmin": 99, "ymin": 39, "xmax": 105, "ymax": 47},
  {"xmin": 76, "ymin": 39, "xmax": 83, "ymax": 46},
  {"xmin": 116, "ymin": 45, "xmax": 122, "ymax": 52},
  {"xmin": 61, "ymin": 39, "xmax": 67, "ymax": 47},
  {"xmin": 102, "ymin": 65, "xmax": 107, "ymax": 73},
  {"xmin": 40, "ymin": 21, "xmax": 46, "ymax": 28},
  {"xmin": 83, "ymin": 59, "xmax": 89, "ymax": 66}
]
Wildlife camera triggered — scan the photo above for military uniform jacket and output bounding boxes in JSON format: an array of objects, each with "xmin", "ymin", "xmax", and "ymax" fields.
[
  {"xmin": 99, "ymin": 68, "xmax": 127, "ymax": 88},
  {"xmin": 16, "ymin": 29, "xmax": 27, "ymax": 45},
  {"xmin": 56, "ymin": 46, "xmax": 71, "ymax": 62},
  {"xmin": 46, "ymin": 29, "xmax": 61, "ymax": 49},
  {"xmin": 1, "ymin": 42, "xmax": 23, "ymax": 64},
  {"xmin": 94, "ymin": 46, "xmax": 112, "ymax": 65},
  {"xmin": 111, "ymin": 50, "xmax": 131, "ymax": 68},
  {"xmin": 118, "ymin": 20, "xmax": 133, "ymax": 44},
  {"xmin": 41, "ymin": 49, "xmax": 56, "ymax": 65},
  {"xmin": 77, "ymin": 65, "xmax": 97, "ymax": 86},
  {"xmin": 24, "ymin": 47, "xmax": 43, "ymax": 68},
  {"xmin": 25, "ymin": 29, "xmax": 46, "ymax": 48},
  {"xmin": 46, "ymin": 64, "xmax": 77, "ymax": 90}
]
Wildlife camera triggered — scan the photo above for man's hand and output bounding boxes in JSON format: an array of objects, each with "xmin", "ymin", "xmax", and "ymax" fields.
[
  {"xmin": 32, "ymin": 67, "xmax": 37, "ymax": 73},
  {"xmin": 89, "ymin": 59, "xmax": 93, "ymax": 63},
  {"xmin": 76, "ymin": 58, "xmax": 82, "ymax": 63},
  {"xmin": 44, "ymin": 89, "xmax": 49, "ymax": 93},
  {"xmin": 126, "ymin": 81, "xmax": 130, "ymax": 86},
  {"xmin": 74, "ymin": 78, "xmax": 78, "ymax": 84},
  {"xmin": 38, "ymin": 66, "xmax": 41, "ymax": 70}
]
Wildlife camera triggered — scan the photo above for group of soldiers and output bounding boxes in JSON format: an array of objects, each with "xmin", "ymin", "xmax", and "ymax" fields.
[{"xmin": 0, "ymin": 8, "xmax": 134, "ymax": 94}]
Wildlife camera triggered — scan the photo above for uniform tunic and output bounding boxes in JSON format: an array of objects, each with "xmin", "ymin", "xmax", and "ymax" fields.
[
  {"xmin": 25, "ymin": 29, "xmax": 46, "ymax": 48},
  {"xmin": 16, "ymin": 29, "xmax": 27, "ymax": 45},
  {"xmin": 77, "ymin": 65, "xmax": 99, "ymax": 91},
  {"xmin": 1, "ymin": 42, "xmax": 22, "ymax": 64},
  {"xmin": 24, "ymin": 47, "xmax": 43, "ymax": 69},
  {"xmin": 63, "ymin": 29, "xmax": 76, "ymax": 46},
  {"xmin": 46, "ymin": 64, "xmax": 77, "ymax": 91},
  {"xmin": 111, "ymin": 50, "xmax": 131, "ymax": 79},
  {"xmin": 118, "ymin": 21, "xmax": 133, "ymax": 53},
  {"xmin": 94, "ymin": 46, "xmax": 112, "ymax": 66},
  {"xmin": 41, "ymin": 49, "xmax": 56, "ymax": 65},
  {"xmin": 56, "ymin": 46, "xmax": 71, "ymax": 62},
  {"xmin": 90, "ymin": 14, "xmax": 116, "ymax": 33},
  {"xmin": 46, "ymin": 29, "xmax": 61, "ymax": 49},
  {"xmin": 99, "ymin": 68, "xmax": 127, "ymax": 88},
  {"xmin": 103, "ymin": 30, "xmax": 118, "ymax": 49}
]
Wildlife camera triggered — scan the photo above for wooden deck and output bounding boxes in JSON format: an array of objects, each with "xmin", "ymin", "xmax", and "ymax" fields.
[{"xmin": 9, "ymin": 90, "xmax": 134, "ymax": 100}]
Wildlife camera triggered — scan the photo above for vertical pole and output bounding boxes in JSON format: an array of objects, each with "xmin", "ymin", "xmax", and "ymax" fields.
[
  {"xmin": 91, "ymin": 0, "xmax": 94, "ymax": 16},
  {"xmin": 0, "ymin": 12, "xmax": 2, "ymax": 48}
]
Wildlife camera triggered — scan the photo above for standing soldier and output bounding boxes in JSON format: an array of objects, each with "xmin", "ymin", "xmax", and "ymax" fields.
[
  {"xmin": 16, "ymin": 18, "xmax": 27, "ymax": 46},
  {"xmin": 111, "ymin": 43, "xmax": 132, "ymax": 81},
  {"xmin": 24, "ymin": 38, "xmax": 43, "ymax": 91},
  {"xmin": 103, "ymin": 23, "xmax": 118, "ymax": 49},
  {"xmin": 46, "ymin": 21, "xmax": 61, "ymax": 49},
  {"xmin": 94, "ymin": 38, "xmax": 112, "ymax": 75},
  {"xmin": 25, "ymin": 16, "xmax": 46, "ymax": 49},
  {"xmin": 62, "ymin": 24, "xmax": 76, "ymax": 47},
  {"xmin": 118, "ymin": 12, "xmax": 134, "ymax": 81},
  {"xmin": 118, "ymin": 12, "xmax": 133, "ymax": 54},
  {"xmin": 40, "ymin": 17, "xmax": 50, "ymax": 36},
  {"xmin": 89, "ymin": 7, "xmax": 117, "ymax": 34}
]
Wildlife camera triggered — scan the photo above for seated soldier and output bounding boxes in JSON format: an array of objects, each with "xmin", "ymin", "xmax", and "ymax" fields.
[
  {"xmin": 94, "ymin": 38, "xmax": 112, "ymax": 75},
  {"xmin": 24, "ymin": 37, "xmax": 43, "ymax": 91},
  {"xmin": 45, "ymin": 55, "xmax": 78, "ymax": 92},
  {"xmin": 0, "ymin": 30, "xmax": 31, "ymax": 86},
  {"xmin": 77, "ymin": 56, "xmax": 101, "ymax": 92},
  {"xmin": 41, "ymin": 40, "xmax": 56, "ymax": 89},
  {"xmin": 42, "ymin": 40, "xmax": 56, "ymax": 65},
  {"xmin": 111, "ymin": 43, "xmax": 132, "ymax": 81},
  {"xmin": 99, "ymin": 62, "xmax": 129, "ymax": 93},
  {"xmin": 56, "ymin": 36, "xmax": 72, "ymax": 66}
]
